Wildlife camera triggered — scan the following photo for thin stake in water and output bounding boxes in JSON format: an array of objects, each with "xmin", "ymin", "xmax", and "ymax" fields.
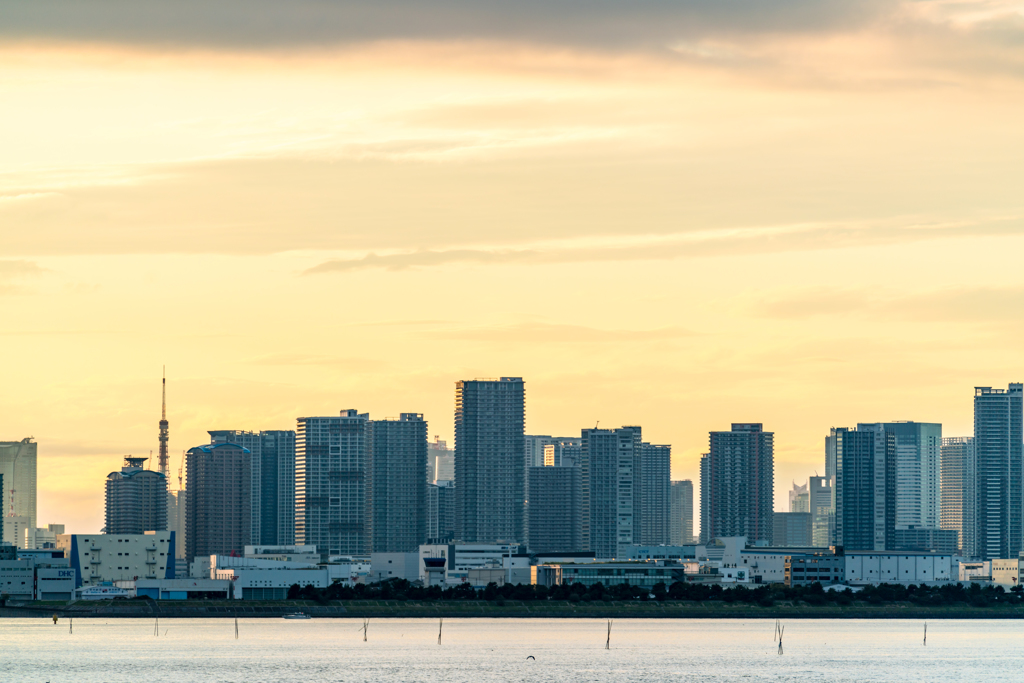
[
  {"xmin": 235, "ymin": 616, "xmax": 239, "ymax": 639},
  {"xmin": 924, "ymin": 622, "xmax": 927, "ymax": 646},
  {"xmin": 778, "ymin": 626, "xmax": 784, "ymax": 655},
  {"xmin": 154, "ymin": 618, "xmax": 159, "ymax": 636},
  {"xmin": 774, "ymin": 619, "xmax": 781, "ymax": 642},
  {"xmin": 363, "ymin": 618, "xmax": 370, "ymax": 642},
  {"xmin": 606, "ymin": 620, "xmax": 612, "ymax": 650},
  {"xmin": 69, "ymin": 617, "xmax": 73, "ymax": 635},
  {"xmin": 438, "ymin": 618, "xmax": 443, "ymax": 645}
]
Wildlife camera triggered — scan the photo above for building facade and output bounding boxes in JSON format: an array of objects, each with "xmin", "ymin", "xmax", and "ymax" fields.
[
  {"xmin": 296, "ymin": 410, "xmax": 371, "ymax": 555},
  {"xmin": 581, "ymin": 426, "xmax": 640, "ymax": 558},
  {"xmin": 185, "ymin": 443, "xmax": 254, "ymax": 563},
  {"xmin": 0, "ymin": 439, "xmax": 37, "ymax": 539},
  {"xmin": 455, "ymin": 378, "xmax": 526, "ymax": 544},
  {"xmin": 873, "ymin": 422, "xmax": 942, "ymax": 531},
  {"xmin": 636, "ymin": 443, "xmax": 671, "ymax": 546},
  {"xmin": 370, "ymin": 413, "xmax": 428, "ymax": 553},
  {"xmin": 702, "ymin": 424, "xmax": 774, "ymax": 545},
  {"xmin": 834, "ymin": 424, "xmax": 896, "ymax": 551},
  {"xmin": 527, "ymin": 464, "xmax": 582, "ymax": 553},
  {"xmin": 808, "ymin": 475, "xmax": 834, "ymax": 548},
  {"xmin": 428, "ymin": 437, "xmax": 454, "ymax": 483},
  {"xmin": 940, "ymin": 436, "xmax": 975, "ymax": 557},
  {"xmin": 974, "ymin": 384, "xmax": 1023, "ymax": 560},
  {"xmin": 426, "ymin": 480, "xmax": 456, "ymax": 543},
  {"xmin": 58, "ymin": 531, "xmax": 175, "ymax": 588},
  {"xmin": 670, "ymin": 480, "xmax": 694, "ymax": 546},
  {"xmin": 105, "ymin": 456, "xmax": 168, "ymax": 535},
  {"xmin": 773, "ymin": 512, "xmax": 812, "ymax": 547}
]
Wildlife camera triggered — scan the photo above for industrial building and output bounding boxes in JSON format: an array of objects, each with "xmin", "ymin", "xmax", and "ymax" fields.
[{"xmin": 58, "ymin": 531, "xmax": 175, "ymax": 588}]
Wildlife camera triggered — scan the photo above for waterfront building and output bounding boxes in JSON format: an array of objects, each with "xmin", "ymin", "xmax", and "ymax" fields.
[
  {"xmin": 427, "ymin": 436, "xmax": 454, "ymax": 483},
  {"xmin": 370, "ymin": 413, "xmax": 428, "ymax": 553},
  {"xmin": 536, "ymin": 562, "xmax": 687, "ymax": 590},
  {"xmin": 844, "ymin": 550, "xmax": 953, "ymax": 585},
  {"xmin": 581, "ymin": 426, "xmax": 641, "ymax": 558},
  {"xmin": 940, "ymin": 436, "xmax": 975, "ymax": 556},
  {"xmin": 527, "ymin": 464, "xmax": 582, "ymax": 553},
  {"xmin": 185, "ymin": 443, "xmax": 254, "ymax": 563},
  {"xmin": 455, "ymin": 378, "xmax": 526, "ymax": 544},
  {"xmin": 208, "ymin": 429, "xmax": 296, "ymax": 546},
  {"xmin": 974, "ymin": 384, "xmax": 1023, "ymax": 560},
  {"xmin": 784, "ymin": 554, "xmax": 845, "ymax": 587},
  {"xmin": 772, "ymin": 512, "xmax": 812, "ymax": 546},
  {"xmin": 701, "ymin": 424, "xmax": 774, "ymax": 545},
  {"xmin": 0, "ymin": 438, "xmax": 37, "ymax": 536},
  {"xmin": 0, "ymin": 548, "xmax": 74, "ymax": 600},
  {"xmin": 417, "ymin": 542, "xmax": 523, "ymax": 585},
  {"xmin": 296, "ymin": 410, "xmax": 371, "ymax": 555},
  {"xmin": 426, "ymin": 480, "xmax": 456, "ymax": 542},
  {"xmin": 105, "ymin": 456, "xmax": 168, "ymax": 535},
  {"xmin": 636, "ymin": 443, "xmax": 671, "ymax": 546},
  {"xmin": 893, "ymin": 527, "xmax": 959, "ymax": 554},
  {"xmin": 57, "ymin": 530, "xmax": 175, "ymax": 589},
  {"xmin": 833, "ymin": 424, "xmax": 895, "ymax": 551},
  {"xmin": 669, "ymin": 480, "xmax": 694, "ymax": 546}
]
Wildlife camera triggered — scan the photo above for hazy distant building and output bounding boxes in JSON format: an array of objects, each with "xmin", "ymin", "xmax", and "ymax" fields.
[
  {"xmin": 167, "ymin": 489, "xmax": 187, "ymax": 560},
  {"xmin": 636, "ymin": 443, "xmax": 671, "ymax": 546},
  {"xmin": 701, "ymin": 424, "xmax": 774, "ymax": 545},
  {"xmin": 670, "ymin": 480, "xmax": 694, "ymax": 546},
  {"xmin": 773, "ymin": 512, "xmax": 812, "ymax": 546},
  {"xmin": 940, "ymin": 436, "xmax": 975, "ymax": 557},
  {"xmin": 185, "ymin": 443, "xmax": 254, "ymax": 563},
  {"xmin": 834, "ymin": 424, "xmax": 895, "ymax": 551},
  {"xmin": 296, "ymin": 410, "xmax": 371, "ymax": 555},
  {"xmin": 528, "ymin": 465, "xmax": 582, "ymax": 553},
  {"xmin": 428, "ymin": 437, "xmax": 454, "ymax": 483},
  {"xmin": 525, "ymin": 435, "xmax": 582, "ymax": 468},
  {"xmin": 789, "ymin": 481, "xmax": 809, "ymax": 512},
  {"xmin": 974, "ymin": 384, "xmax": 1023, "ymax": 560},
  {"xmin": 370, "ymin": 413, "xmax": 428, "ymax": 552},
  {"xmin": 105, "ymin": 456, "xmax": 168, "ymax": 535},
  {"xmin": 455, "ymin": 378, "xmax": 525, "ymax": 544},
  {"xmin": 808, "ymin": 475, "xmax": 833, "ymax": 547},
  {"xmin": 0, "ymin": 439, "xmax": 37, "ymax": 537},
  {"xmin": 870, "ymin": 422, "xmax": 942, "ymax": 530},
  {"xmin": 893, "ymin": 527, "xmax": 959, "ymax": 555},
  {"xmin": 208, "ymin": 430, "xmax": 295, "ymax": 546},
  {"xmin": 25, "ymin": 523, "xmax": 64, "ymax": 550},
  {"xmin": 426, "ymin": 480, "xmax": 455, "ymax": 542}
]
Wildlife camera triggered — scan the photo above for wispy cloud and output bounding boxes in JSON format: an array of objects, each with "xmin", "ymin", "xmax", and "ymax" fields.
[{"xmin": 429, "ymin": 322, "xmax": 696, "ymax": 343}]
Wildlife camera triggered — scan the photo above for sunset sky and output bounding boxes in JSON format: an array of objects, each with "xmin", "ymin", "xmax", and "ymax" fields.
[{"xmin": 2, "ymin": 0, "xmax": 1023, "ymax": 533}]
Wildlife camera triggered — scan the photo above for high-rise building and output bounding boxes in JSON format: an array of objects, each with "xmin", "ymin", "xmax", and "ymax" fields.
[
  {"xmin": 773, "ymin": 512, "xmax": 812, "ymax": 546},
  {"xmin": 525, "ymin": 436, "xmax": 582, "ymax": 467},
  {"xmin": 701, "ymin": 424, "xmax": 774, "ymax": 545},
  {"xmin": 427, "ymin": 437, "xmax": 454, "ymax": 483},
  {"xmin": 296, "ymin": 410, "xmax": 371, "ymax": 555},
  {"xmin": 105, "ymin": 456, "xmax": 168, "ymax": 535},
  {"xmin": 670, "ymin": 480, "xmax": 694, "ymax": 546},
  {"xmin": 528, "ymin": 464, "xmax": 582, "ymax": 552},
  {"xmin": 868, "ymin": 422, "xmax": 942, "ymax": 530},
  {"xmin": 808, "ymin": 475, "xmax": 833, "ymax": 547},
  {"xmin": 185, "ymin": 443, "xmax": 254, "ymax": 563},
  {"xmin": 974, "ymin": 384, "xmax": 1023, "ymax": 560},
  {"xmin": 0, "ymin": 439, "xmax": 37, "ymax": 534},
  {"xmin": 636, "ymin": 442, "xmax": 671, "ymax": 546},
  {"xmin": 426, "ymin": 480, "xmax": 455, "ymax": 542},
  {"xmin": 940, "ymin": 436, "xmax": 975, "ymax": 557},
  {"xmin": 699, "ymin": 453, "xmax": 710, "ymax": 544},
  {"xmin": 167, "ymin": 489, "xmax": 187, "ymax": 560},
  {"xmin": 581, "ymin": 426, "xmax": 640, "ymax": 558},
  {"xmin": 833, "ymin": 424, "xmax": 895, "ymax": 551},
  {"xmin": 789, "ymin": 481, "xmax": 810, "ymax": 512},
  {"xmin": 208, "ymin": 430, "xmax": 295, "ymax": 546},
  {"xmin": 370, "ymin": 413, "xmax": 428, "ymax": 553},
  {"xmin": 454, "ymin": 377, "xmax": 525, "ymax": 544}
]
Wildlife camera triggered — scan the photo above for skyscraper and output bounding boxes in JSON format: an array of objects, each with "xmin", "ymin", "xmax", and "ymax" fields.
[
  {"xmin": 454, "ymin": 377, "xmax": 525, "ymax": 544},
  {"xmin": 528, "ymin": 464, "xmax": 582, "ymax": 552},
  {"xmin": 427, "ymin": 437, "xmax": 454, "ymax": 483},
  {"xmin": 974, "ymin": 384, "xmax": 1023, "ymax": 560},
  {"xmin": 808, "ymin": 475, "xmax": 833, "ymax": 547},
  {"xmin": 870, "ymin": 422, "xmax": 942, "ymax": 530},
  {"xmin": 670, "ymin": 480, "xmax": 694, "ymax": 546},
  {"xmin": 940, "ymin": 436, "xmax": 975, "ymax": 557},
  {"xmin": 702, "ymin": 424, "xmax": 774, "ymax": 545},
  {"xmin": 208, "ymin": 430, "xmax": 295, "ymax": 546},
  {"xmin": 699, "ymin": 453, "xmax": 710, "ymax": 544},
  {"xmin": 105, "ymin": 456, "xmax": 168, "ymax": 534},
  {"xmin": 185, "ymin": 443, "xmax": 254, "ymax": 563},
  {"xmin": 0, "ymin": 438, "xmax": 37, "ymax": 536},
  {"xmin": 789, "ymin": 481, "xmax": 810, "ymax": 512},
  {"xmin": 580, "ymin": 426, "xmax": 641, "ymax": 558},
  {"xmin": 426, "ymin": 480, "xmax": 455, "ymax": 543},
  {"xmin": 370, "ymin": 413, "xmax": 428, "ymax": 553},
  {"xmin": 636, "ymin": 442, "xmax": 671, "ymax": 546},
  {"xmin": 296, "ymin": 410, "xmax": 371, "ymax": 555},
  {"xmin": 833, "ymin": 424, "xmax": 895, "ymax": 551}
]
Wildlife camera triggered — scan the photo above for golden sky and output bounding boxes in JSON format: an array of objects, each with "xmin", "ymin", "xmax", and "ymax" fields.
[{"xmin": 2, "ymin": 0, "xmax": 1023, "ymax": 533}]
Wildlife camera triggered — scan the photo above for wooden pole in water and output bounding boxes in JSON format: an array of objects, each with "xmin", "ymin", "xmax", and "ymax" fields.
[
  {"xmin": 363, "ymin": 618, "xmax": 369, "ymax": 642},
  {"xmin": 155, "ymin": 618, "xmax": 159, "ymax": 636},
  {"xmin": 923, "ymin": 622, "xmax": 927, "ymax": 646},
  {"xmin": 778, "ymin": 625, "xmax": 784, "ymax": 655},
  {"xmin": 438, "ymin": 618, "xmax": 443, "ymax": 645},
  {"xmin": 69, "ymin": 617, "xmax": 73, "ymax": 635},
  {"xmin": 235, "ymin": 616, "xmax": 239, "ymax": 639},
  {"xmin": 606, "ymin": 620, "xmax": 612, "ymax": 650}
]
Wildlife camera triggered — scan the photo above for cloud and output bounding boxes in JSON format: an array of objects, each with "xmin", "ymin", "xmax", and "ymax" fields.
[
  {"xmin": 0, "ymin": 259, "xmax": 45, "ymax": 294},
  {"xmin": 429, "ymin": 322, "xmax": 696, "ymax": 343},
  {"xmin": 0, "ymin": 0, "xmax": 892, "ymax": 51},
  {"xmin": 305, "ymin": 249, "xmax": 541, "ymax": 273}
]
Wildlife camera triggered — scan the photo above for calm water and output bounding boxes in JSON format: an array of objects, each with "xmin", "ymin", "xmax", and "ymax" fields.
[{"xmin": 3, "ymin": 617, "xmax": 1022, "ymax": 682}]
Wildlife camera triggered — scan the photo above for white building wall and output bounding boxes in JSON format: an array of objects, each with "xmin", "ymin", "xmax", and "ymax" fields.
[
  {"xmin": 57, "ymin": 531, "xmax": 173, "ymax": 587},
  {"xmin": 846, "ymin": 552, "xmax": 953, "ymax": 585}
]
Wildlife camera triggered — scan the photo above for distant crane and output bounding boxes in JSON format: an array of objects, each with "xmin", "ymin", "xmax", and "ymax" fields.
[{"xmin": 178, "ymin": 451, "xmax": 185, "ymax": 491}]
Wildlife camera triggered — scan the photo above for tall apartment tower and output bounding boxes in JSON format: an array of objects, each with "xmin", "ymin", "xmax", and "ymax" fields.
[
  {"xmin": 296, "ymin": 410, "xmax": 371, "ymax": 555},
  {"xmin": 702, "ymin": 424, "xmax": 774, "ymax": 545},
  {"xmin": 670, "ymin": 480, "xmax": 694, "ymax": 546},
  {"xmin": 870, "ymin": 422, "xmax": 942, "ymax": 530},
  {"xmin": 454, "ymin": 377, "xmax": 525, "ymax": 544},
  {"xmin": 636, "ymin": 443, "xmax": 671, "ymax": 546},
  {"xmin": 208, "ymin": 430, "xmax": 295, "ymax": 546},
  {"xmin": 0, "ymin": 439, "xmax": 37, "ymax": 534},
  {"xmin": 370, "ymin": 413, "xmax": 428, "ymax": 553},
  {"xmin": 528, "ymin": 464, "xmax": 582, "ymax": 552},
  {"xmin": 580, "ymin": 426, "xmax": 641, "ymax": 558},
  {"xmin": 833, "ymin": 424, "xmax": 895, "ymax": 551},
  {"xmin": 426, "ymin": 480, "xmax": 456, "ymax": 542},
  {"xmin": 105, "ymin": 456, "xmax": 168, "ymax": 534},
  {"xmin": 974, "ymin": 384, "xmax": 1023, "ymax": 560},
  {"xmin": 185, "ymin": 443, "xmax": 254, "ymax": 563},
  {"xmin": 808, "ymin": 475, "xmax": 834, "ymax": 547},
  {"xmin": 940, "ymin": 436, "xmax": 975, "ymax": 557},
  {"xmin": 699, "ymin": 453, "xmax": 710, "ymax": 544}
]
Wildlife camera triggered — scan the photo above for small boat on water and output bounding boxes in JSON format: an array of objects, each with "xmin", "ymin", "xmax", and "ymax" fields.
[{"xmin": 283, "ymin": 613, "xmax": 311, "ymax": 620}]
